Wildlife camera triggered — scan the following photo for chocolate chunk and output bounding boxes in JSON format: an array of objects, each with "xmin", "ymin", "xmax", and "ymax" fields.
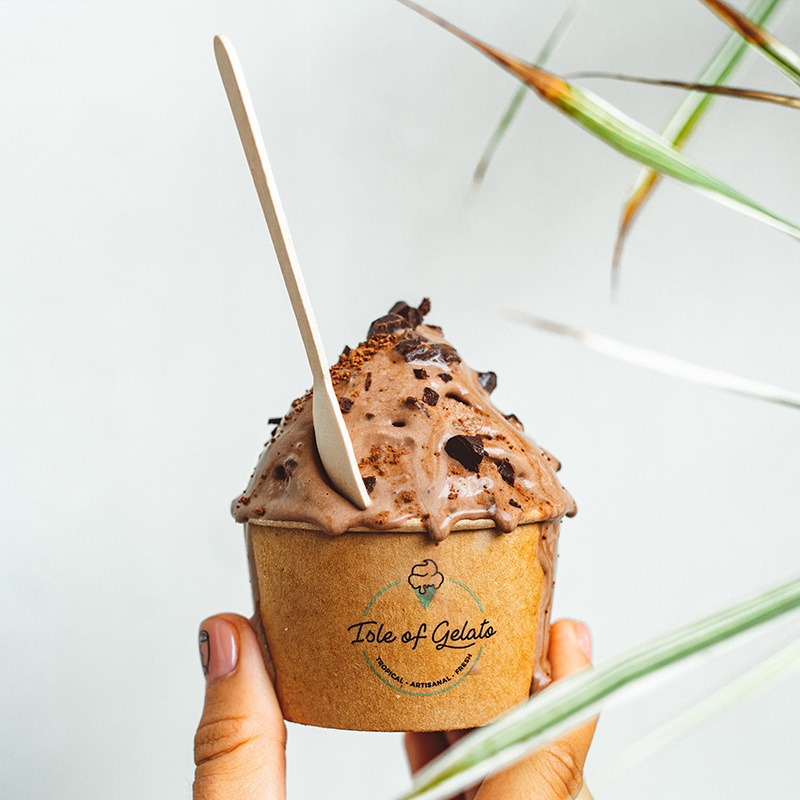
[
  {"xmin": 267, "ymin": 417, "xmax": 282, "ymax": 425},
  {"xmin": 395, "ymin": 336, "xmax": 461, "ymax": 365},
  {"xmin": 405, "ymin": 396, "xmax": 419, "ymax": 409},
  {"xmin": 341, "ymin": 345, "xmax": 351, "ymax": 357},
  {"xmin": 367, "ymin": 313, "xmax": 408, "ymax": 338},
  {"xmin": 509, "ymin": 498, "xmax": 522, "ymax": 509},
  {"xmin": 386, "ymin": 298, "xmax": 431, "ymax": 330},
  {"xmin": 413, "ymin": 368, "xmax": 428, "ymax": 380},
  {"xmin": 422, "ymin": 387, "xmax": 439, "ymax": 407},
  {"xmin": 438, "ymin": 373, "xmax": 453, "ymax": 383},
  {"xmin": 389, "ymin": 301, "xmax": 423, "ymax": 330},
  {"xmin": 339, "ymin": 397, "xmax": 353, "ymax": 414},
  {"xmin": 364, "ymin": 372, "xmax": 372, "ymax": 391},
  {"xmin": 478, "ymin": 371, "xmax": 497, "ymax": 394},
  {"xmin": 365, "ymin": 413, "xmax": 375, "ymax": 420},
  {"xmin": 363, "ymin": 476, "xmax": 376, "ymax": 494},
  {"xmin": 445, "ymin": 435, "xmax": 485, "ymax": 472},
  {"xmin": 504, "ymin": 413, "xmax": 524, "ymax": 430},
  {"xmin": 496, "ymin": 458, "xmax": 515, "ymax": 486}
]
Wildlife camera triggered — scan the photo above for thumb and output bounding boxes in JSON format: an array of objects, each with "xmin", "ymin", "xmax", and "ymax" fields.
[
  {"xmin": 474, "ymin": 619, "xmax": 596, "ymax": 800},
  {"xmin": 193, "ymin": 614, "xmax": 286, "ymax": 800}
]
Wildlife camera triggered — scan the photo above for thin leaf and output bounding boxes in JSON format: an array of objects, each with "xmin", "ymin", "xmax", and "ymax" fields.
[
  {"xmin": 572, "ymin": 70, "xmax": 800, "ymax": 109},
  {"xmin": 507, "ymin": 311, "xmax": 800, "ymax": 410},
  {"xmin": 613, "ymin": 0, "xmax": 786, "ymax": 293},
  {"xmin": 399, "ymin": 0, "xmax": 800, "ymax": 246},
  {"xmin": 473, "ymin": 1, "xmax": 581, "ymax": 187},
  {"xmin": 701, "ymin": 0, "xmax": 800, "ymax": 86},
  {"xmin": 391, "ymin": 573, "xmax": 800, "ymax": 800},
  {"xmin": 594, "ymin": 633, "xmax": 800, "ymax": 788}
]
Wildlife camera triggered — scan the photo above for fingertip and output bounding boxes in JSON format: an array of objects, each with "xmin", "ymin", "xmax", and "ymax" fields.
[
  {"xmin": 574, "ymin": 620, "xmax": 592, "ymax": 661},
  {"xmin": 548, "ymin": 619, "xmax": 592, "ymax": 682}
]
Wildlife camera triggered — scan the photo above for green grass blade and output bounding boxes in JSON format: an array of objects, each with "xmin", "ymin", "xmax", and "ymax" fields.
[
  {"xmin": 508, "ymin": 312, "xmax": 800, "ymax": 410},
  {"xmin": 572, "ymin": 70, "xmax": 800, "ymax": 109},
  {"xmin": 399, "ymin": 1, "xmax": 800, "ymax": 253},
  {"xmin": 473, "ymin": 1, "xmax": 581, "ymax": 187},
  {"xmin": 613, "ymin": 0, "xmax": 785, "ymax": 289},
  {"xmin": 702, "ymin": 0, "xmax": 800, "ymax": 87},
  {"xmin": 391, "ymin": 573, "xmax": 800, "ymax": 800},
  {"xmin": 536, "ymin": 77, "xmax": 800, "ymax": 242},
  {"xmin": 594, "ymin": 633, "xmax": 800, "ymax": 788}
]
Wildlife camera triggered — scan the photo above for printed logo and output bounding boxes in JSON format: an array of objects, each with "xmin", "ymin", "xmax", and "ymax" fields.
[
  {"xmin": 346, "ymin": 560, "xmax": 497, "ymax": 696},
  {"xmin": 408, "ymin": 559, "xmax": 443, "ymax": 609}
]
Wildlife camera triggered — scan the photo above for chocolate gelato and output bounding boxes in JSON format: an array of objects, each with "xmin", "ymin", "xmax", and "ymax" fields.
[{"xmin": 233, "ymin": 299, "xmax": 575, "ymax": 541}]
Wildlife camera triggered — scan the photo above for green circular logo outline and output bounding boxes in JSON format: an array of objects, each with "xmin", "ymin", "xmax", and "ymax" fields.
[{"xmin": 359, "ymin": 577, "xmax": 485, "ymax": 696}]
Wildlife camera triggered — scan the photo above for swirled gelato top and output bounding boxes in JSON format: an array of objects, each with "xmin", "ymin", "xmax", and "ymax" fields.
[{"xmin": 232, "ymin": 300, "xmax": 575, "ymax": 541}]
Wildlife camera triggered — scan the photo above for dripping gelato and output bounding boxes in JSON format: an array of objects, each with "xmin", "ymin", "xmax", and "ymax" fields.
[{"xmin": 235, "ymin": 300, "xmax": 576, "ymax": 731}]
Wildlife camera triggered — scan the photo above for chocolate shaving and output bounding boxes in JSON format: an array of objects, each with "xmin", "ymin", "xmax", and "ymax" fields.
[
  {"xmin": 438, "ymin": 373, "xmax": 453, "ymax": 383},
  {"xmin": 395, "ymin": 336, "xmax": 460, "ymax": 365},
  {"xmin": 267, "ymin": 417, "xmax": 282, "ymax": 425},
  {"xmin": 413, "ymin": 368, "xmax": 428, "ymax": 380},
  {"xmin": 366, "ymin": 299, "xmax": 431, "ymax": 339},
  {"xmin": 339, "ymin": 397, "xmax": 353, "ymax": 414},
  {"xmin": 509, "ymin": 498, "xmax": 522, "ymax": 509},
  {"xmin": 364, "ymin": 372, "xmax": 372, "ymax": 391},
  {"xmin": 341, "ymin": 345, "xmax": 351, "ymax": 357},
  {"xmin": 478, "ymin": 371, "xmax": 497, "ymax": 394},
  {"xmin": 445, "ymin": 435, "xmax": 485, "ymax": 472},
  {"xmin": 363, "ymin": 476, "xmax": 376, "ymax": 494},
  {"xmin": 389, "ymin": 301, "xmax": 423, "ymax": 330},
  {"xmin": 495, "ymin": 458, "xmax": 515, "ymax": 486},
  {"xmin": 422, "ymin": 387, "xmax": 439, "ymax": 407},
  {"xmin": 367, "ymin": 313, "xmax": 408, "ymax": 339}
]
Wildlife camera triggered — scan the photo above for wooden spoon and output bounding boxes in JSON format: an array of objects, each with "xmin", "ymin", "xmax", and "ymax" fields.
[{"xmin": 214, "ymin": 35, "xmax": 370, "ymax": 510}]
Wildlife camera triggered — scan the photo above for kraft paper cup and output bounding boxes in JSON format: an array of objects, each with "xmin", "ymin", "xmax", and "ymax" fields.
[{"xmin": 245, "ymin": 519, "xmax": 560, "ymax": 731}]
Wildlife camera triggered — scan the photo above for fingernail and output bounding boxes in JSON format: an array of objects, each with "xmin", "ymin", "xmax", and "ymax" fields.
[
  {"xmin": 574, "ymin": 621, "xmax": 592, "ymax": 661},
  {"xmin": 199, "ymin": 617, "xmax": 239, "ymax": 684}
]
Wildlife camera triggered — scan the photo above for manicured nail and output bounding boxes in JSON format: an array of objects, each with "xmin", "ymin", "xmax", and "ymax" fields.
[
  {"xmin": 574, "ymin": 621, "xmax": 592, "ymax": 661},
  {"xmin": 199, "ymin": 617, "xmax": 239, "ymax": 684}
]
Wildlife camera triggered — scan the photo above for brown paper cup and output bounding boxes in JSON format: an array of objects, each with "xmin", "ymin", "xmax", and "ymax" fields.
[{"xmin": 245, "ymin": 519, "xmax": 559, "ymax": 731}]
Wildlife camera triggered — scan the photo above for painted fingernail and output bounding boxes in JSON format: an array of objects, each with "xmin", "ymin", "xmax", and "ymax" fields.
[
  {"xmin": 199, "ymin": 617, "xmax": 239, "ymax": 684},
  {"xmin": 574, "ymin": 621, "xmax": 592, "ymax": 661}
]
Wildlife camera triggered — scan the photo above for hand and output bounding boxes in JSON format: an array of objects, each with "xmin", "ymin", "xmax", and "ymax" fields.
[
  {"xmin": 193, "ymin": 614, "xmax": 286, "ymax": 800},
  {"xmin": 192, "ymin": 615, "xmax": 594, "ymax": 800},
  {"xmin": 405, "ymin": 619, "xmax": 596, "ymax": 800}
]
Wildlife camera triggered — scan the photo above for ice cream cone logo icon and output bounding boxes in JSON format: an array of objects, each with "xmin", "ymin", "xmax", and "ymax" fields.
[{"xmin": 408, "ymin": 560, "xmax": 444, "ymax": 609}]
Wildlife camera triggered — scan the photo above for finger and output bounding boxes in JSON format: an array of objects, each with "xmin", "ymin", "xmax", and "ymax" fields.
[
  {"xmin": 193, "ymin": 614, "xmax": 286, "ymax": 800},
  {"xmin": 404, "ymin": 731, "xmax": 450, "ymax": 774},
  {"xmin": 474, "ymin": 619, "xmax": 596, "ymax": 800}
]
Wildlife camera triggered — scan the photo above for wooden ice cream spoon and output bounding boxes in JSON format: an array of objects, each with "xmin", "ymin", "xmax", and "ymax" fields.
[{"xmin": 214, "ymin": 35, "xmax": 370, "ymax": 511}]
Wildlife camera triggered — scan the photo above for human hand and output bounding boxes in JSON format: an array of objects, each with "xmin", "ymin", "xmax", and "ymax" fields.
[
  {"xmin": 192, "ymin": 615, "xmax": 594, "ymax": 800},
  {"xmin": 193, "ymin": 614, "xmax": 286, "ymax": 800},
  {"xmin": 404, "ymin": 619, "xmax": 596, "ymax": 800}
]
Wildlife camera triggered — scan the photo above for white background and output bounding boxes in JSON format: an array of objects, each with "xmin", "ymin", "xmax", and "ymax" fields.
[{"xmin": 2, "ymin": 1, "xmax": 799, "ymax": 798}]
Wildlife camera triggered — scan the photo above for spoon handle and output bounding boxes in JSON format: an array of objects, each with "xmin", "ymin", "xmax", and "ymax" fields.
[
  {"xmin": 214, "ymin": 35, "xmax": 326, "ymax": 383},
  {"xmin": 214, "ymin": 35, "xmax": 370, "ymax": 510}
]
